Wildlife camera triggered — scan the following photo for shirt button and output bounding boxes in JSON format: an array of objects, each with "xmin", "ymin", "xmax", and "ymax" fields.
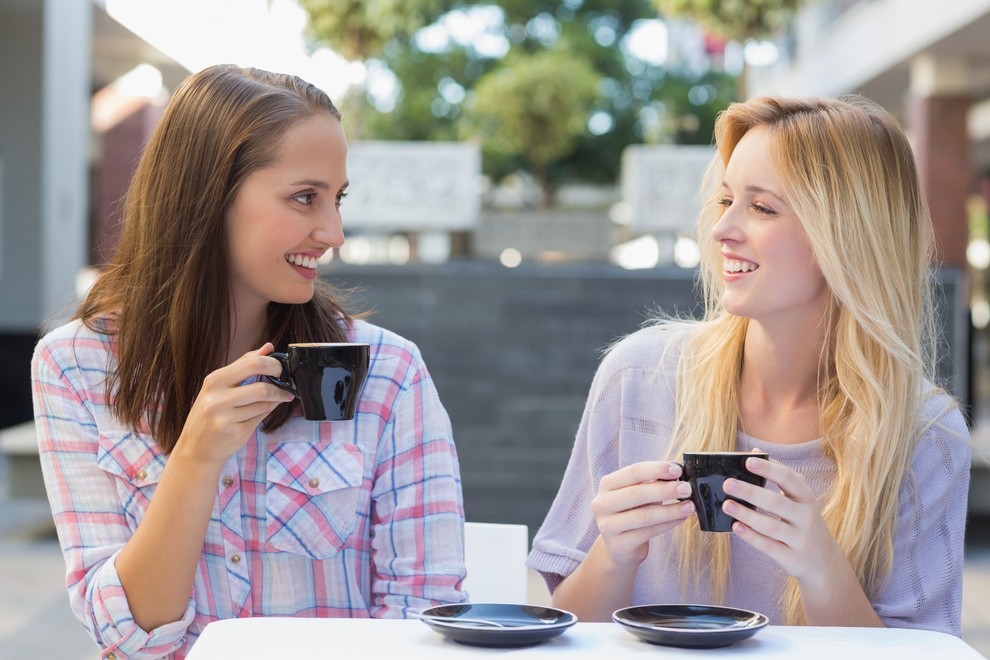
[
  {"xmin": 136, "ymin": 469, "xmax": 147, "ymax": 481},
  {"xmin": 222, "ymin": 476, "xmax": 234, "ymax": 488},
  {"xmin": 231, "ymin": 554, "xmax": 241, "ymax": 565},
  {"xmin": 105, "ymin": 653, "xmax": 117, "ymax": 660},
  {"xmin": 309, "ymin": 477, "xmax": 320, "ymax": 489}
]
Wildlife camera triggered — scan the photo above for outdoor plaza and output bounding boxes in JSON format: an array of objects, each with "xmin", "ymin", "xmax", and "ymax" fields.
[{"xmin": 6, "ymin": 0, "xmax": 990, "ymax": 657}]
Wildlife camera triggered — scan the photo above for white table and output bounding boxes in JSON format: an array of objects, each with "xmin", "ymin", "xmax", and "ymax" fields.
[{"xmin": 186, "ymin": 617, "xmax": 984, "ymax": 659}]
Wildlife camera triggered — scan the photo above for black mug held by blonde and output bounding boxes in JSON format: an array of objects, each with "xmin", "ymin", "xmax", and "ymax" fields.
[
  {"xmin": 661, "ymin": 96, "xmax": 940, "ymax": 624},
  {"xmin": 76, "ymin": 65, "xmax": 354, "ymax": 454}
]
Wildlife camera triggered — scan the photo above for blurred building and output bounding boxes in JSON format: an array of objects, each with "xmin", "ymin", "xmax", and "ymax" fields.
[
  {"xmin": 746, "ymin": 0, "xmax": 990, "ymax": 272},
  {"xmin": 0, "ymin": 0, "xmax": 188, "ymax": 427}
]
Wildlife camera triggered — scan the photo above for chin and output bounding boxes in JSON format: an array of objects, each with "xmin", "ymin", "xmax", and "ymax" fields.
[{"xmin": 274, "ymin": 288, "xmax": 316, "ymax": 306}]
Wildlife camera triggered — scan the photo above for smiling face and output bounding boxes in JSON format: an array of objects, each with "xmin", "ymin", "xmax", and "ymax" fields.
[
  {"xmin": 225, "ymin": 111, "xmax": 348, "ymax": 322},
  {"xmin": 711, "ymin": 126, "xmax": 829, "ymax": 329}
]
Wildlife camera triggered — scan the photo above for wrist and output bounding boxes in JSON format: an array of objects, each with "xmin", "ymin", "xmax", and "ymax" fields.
[{"xmin": 164, "ymin": 447, "xmax": 226, "ymax": 481}]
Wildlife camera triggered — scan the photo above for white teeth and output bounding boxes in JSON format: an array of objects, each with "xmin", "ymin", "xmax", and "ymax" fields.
[
  {"xmin": 724, "ymin": 259, "xmax": 758, "ymax": 273},
  {"xmin": 286, "ymin": 254, "xmax": 317, "ymax": 269}
]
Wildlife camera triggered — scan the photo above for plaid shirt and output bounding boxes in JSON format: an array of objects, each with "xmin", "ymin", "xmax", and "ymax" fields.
[{"xmin": 32, "ymin": 317, "xmax": 466, "ymax": 659}]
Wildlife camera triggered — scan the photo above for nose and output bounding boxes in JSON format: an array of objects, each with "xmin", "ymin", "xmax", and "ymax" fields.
[
  {"xmin": 710, "ymin": 201, "xmax": 744, "ymax": 245},
  {"xmin": 312, "ymin": 206, "xmax": 344, "ymax": 248}
]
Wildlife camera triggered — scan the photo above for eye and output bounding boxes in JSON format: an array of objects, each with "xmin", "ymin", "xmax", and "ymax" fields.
[
  {"xmin": 716, "ymin": 197, "xmax": 732, "ymax": 208},
  {"xmin": 335, "ymin": 191, "xmax": 348, "ymax": 208},
  {"xmin": 752, "ymin": 202, "xmax": 777, "ymax": 216},
  {"xmin": 293, "ymin": 192, "xmax": 317, "ymax": 206}
]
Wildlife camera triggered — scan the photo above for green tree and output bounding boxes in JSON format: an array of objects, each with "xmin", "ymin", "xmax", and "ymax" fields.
[
  {"xmin": 652, "ymin": 0, "xmax": 801, "ymax": 40},
  {"xmin": 462, "ymin": 47, "xmax": 600, "ymax": 203},
  {"xmin": 299, "ymin": 1, "xmax": 740, "ymax": 196},
  {"xmin": 298, "ymin": 0, "xmax": 455, "ymax": 136},
  {"xmin": 300, "ymin": 0, "xmax": 452, "ymax": 59}
]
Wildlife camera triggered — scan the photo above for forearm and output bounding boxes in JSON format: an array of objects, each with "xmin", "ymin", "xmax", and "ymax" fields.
[
  {"xmin": 551, "ymin": 536, "xmax": 639, "ymax": 622},
  {"xmin": 116, "ymin": 454, "xmax": 222, "ymax": 631},
  {"xmin": 798, "ymin": 552, "xmax": 884, "ymax": 628}
]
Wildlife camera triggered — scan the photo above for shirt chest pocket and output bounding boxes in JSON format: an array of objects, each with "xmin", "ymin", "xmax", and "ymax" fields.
[
  {"xmin": 265, "ymin": 441, "xmax": 365, "ymax": 559},
  {"xmin": 95, "ymin": 429, "xmax": 166, "ymax": 531}
]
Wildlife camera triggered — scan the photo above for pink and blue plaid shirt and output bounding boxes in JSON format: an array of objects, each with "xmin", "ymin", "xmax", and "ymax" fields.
[{"xmin": 32, "ymin": 317, "xmax": 466, "ymax": 659}]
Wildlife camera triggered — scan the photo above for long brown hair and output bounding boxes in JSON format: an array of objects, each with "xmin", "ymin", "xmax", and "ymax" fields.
[{"xmin": 77, "ymin": 65, "xmax": 352, "ymax": 453}]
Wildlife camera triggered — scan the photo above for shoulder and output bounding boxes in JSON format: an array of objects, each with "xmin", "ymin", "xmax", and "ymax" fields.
[
  {"xmin": 345, "ymin": 318, "xmax": 433, "ymax": 393},
  {"xmin": 33, "ymin": 317, "xmax": 113, "ymax": 377},
  {"xmin": 346, "ymin": 318, "xmax": 423, "ymax": 363},
  {"xmin": 912, "ymin": 384, "xmax": 971, "ymax": 470},
  {"xmin": 580, "ymin": 322, "xmax": 694, "ymax": 416},
  {"xmin": 597, "ymin": 322, "xmax": 692, "ymax": 383}
]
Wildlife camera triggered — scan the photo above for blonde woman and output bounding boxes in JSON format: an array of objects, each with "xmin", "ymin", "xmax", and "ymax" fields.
[{"xmin": 527, "ymin": 96, "xmax": 971, "ymax": 635}]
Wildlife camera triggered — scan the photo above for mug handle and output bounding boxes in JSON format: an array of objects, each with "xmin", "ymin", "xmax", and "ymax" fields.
[{"xmin": 265, "ymin": 352, "xmax": 297, "ymax": 396}]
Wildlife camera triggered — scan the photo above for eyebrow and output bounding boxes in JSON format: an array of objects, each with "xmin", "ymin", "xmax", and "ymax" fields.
[
  {"xmin": 291, "ymin": 179, "xmax": 350, "ymax": 191},
  {"xmin": 721, "ymin": 181, "xmax": 787, "ymax": 204}
]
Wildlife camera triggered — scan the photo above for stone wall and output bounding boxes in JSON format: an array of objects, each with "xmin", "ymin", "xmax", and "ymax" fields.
[
  {"xmin": 326, "ymin": 262, "xmax": 701, "ymax": 537},
  {"xmin": 324, "ymin": 262, "xmax": 969, "ymax": 538}
]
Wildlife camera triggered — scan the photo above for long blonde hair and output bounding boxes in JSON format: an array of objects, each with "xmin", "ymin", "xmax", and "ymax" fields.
[{"xmin": 663, "ymin": 96, "xmax": 938, "ymax": 624}]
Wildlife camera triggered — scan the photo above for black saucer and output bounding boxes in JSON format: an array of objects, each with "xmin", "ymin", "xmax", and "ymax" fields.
[
  {"xmin": 416, "ymin": 603, "xmax": 577, "ymax": 647},
  {"xmin": 613, "ymin": 604, "xmax": 768, "ymax": 649}
]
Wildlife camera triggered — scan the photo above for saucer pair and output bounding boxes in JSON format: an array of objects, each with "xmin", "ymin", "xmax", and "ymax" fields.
[{"xmin": 415, "ymin": 602, "xmax": 767, "ymax": 649}]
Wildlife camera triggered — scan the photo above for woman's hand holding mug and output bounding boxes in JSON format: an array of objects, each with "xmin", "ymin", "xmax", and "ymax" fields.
[
  {"xmin": 173, "ymin": 343, "xmax": 294, "ymax": 466},
  {"xmin": 590, "ymin": 461, "xmax": 696, "ymax": 567}
]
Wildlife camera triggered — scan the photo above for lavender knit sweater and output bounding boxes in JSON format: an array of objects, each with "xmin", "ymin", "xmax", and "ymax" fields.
[{"xmin": 527, "ymin": 325, "xmax": 971, "ymax": 635}]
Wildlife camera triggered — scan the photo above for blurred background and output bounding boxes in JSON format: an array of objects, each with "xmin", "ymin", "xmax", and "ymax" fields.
[{"xmin": 2, "ymin": 0, "xmax": 990, "ymax": 656}]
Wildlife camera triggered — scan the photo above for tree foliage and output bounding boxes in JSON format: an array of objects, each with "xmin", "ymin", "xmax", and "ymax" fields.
[
  {"xmin": 300, "ymin": 0, "xmax": 742, "ymax": 197},
  {"xmin": 463, "ymin": 48, "xmax": 600, "ymax": 196},
  {"xmin": 652, "ymin": 0, "xmax": 801, "ymax": 40},
  {"xmin": 298, "ymin": 0, "xmax": 452, "ymax": 59}
]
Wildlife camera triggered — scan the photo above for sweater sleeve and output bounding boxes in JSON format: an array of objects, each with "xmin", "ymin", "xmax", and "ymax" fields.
[
  {"xmin": 525, "ymin": 327, "xmax": 680, "ymax": 593},
  {"xmin": 872, "ymin": 397, "xmax": 971, "ymax": 636}
]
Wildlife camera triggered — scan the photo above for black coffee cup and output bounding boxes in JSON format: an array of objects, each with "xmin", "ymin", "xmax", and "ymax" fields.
[
  {"xmin": 678, "ymin": 451, "xmax": 769, "ymax": 533},
  {"xmin": 267, "ymin": 343, "xmax": 370, "ymax": 421}
]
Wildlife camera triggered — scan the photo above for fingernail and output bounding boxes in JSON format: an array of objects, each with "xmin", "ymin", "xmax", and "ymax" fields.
[
  {"xmin": 676, "ymin": 482, "xmax": 692, "ymax": 498},
  {"xmin": 680, "ymin": 501, "xmax": 694, "ymax": 513},
  {"xmin": 668, "ymin": 463, "xmax": 682, "ymax": 478},
  {"xmin": 724, "ymin": 500, "xmax": 737, "ymax": 513}
]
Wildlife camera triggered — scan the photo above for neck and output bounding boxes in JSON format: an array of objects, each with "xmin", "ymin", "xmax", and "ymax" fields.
[
  {"xmin": 741, "ymin": 320, "xmax": 824, "ymax": 406},
  {"xmin": 736, "ymin": 315, "xmax": 828, "ymax": 446}
]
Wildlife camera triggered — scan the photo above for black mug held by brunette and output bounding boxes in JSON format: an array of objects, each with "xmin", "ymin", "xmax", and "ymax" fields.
[
  {"xmin": 267, "ymin": 343, "xmax": 370, "ymax": 421},
  {"xmin": 678, "ymin": 451, "xmax": 769, "ymax": 533}
]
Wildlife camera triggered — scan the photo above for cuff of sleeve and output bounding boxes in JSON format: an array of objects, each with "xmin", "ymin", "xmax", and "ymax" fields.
[
  {"xmin": 89, "ymin": 551, "xmax": 196, "ymax": 658},
  {"xmin": 525, "ymin": 544, "xmax": 584, "ymax": 594}
]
